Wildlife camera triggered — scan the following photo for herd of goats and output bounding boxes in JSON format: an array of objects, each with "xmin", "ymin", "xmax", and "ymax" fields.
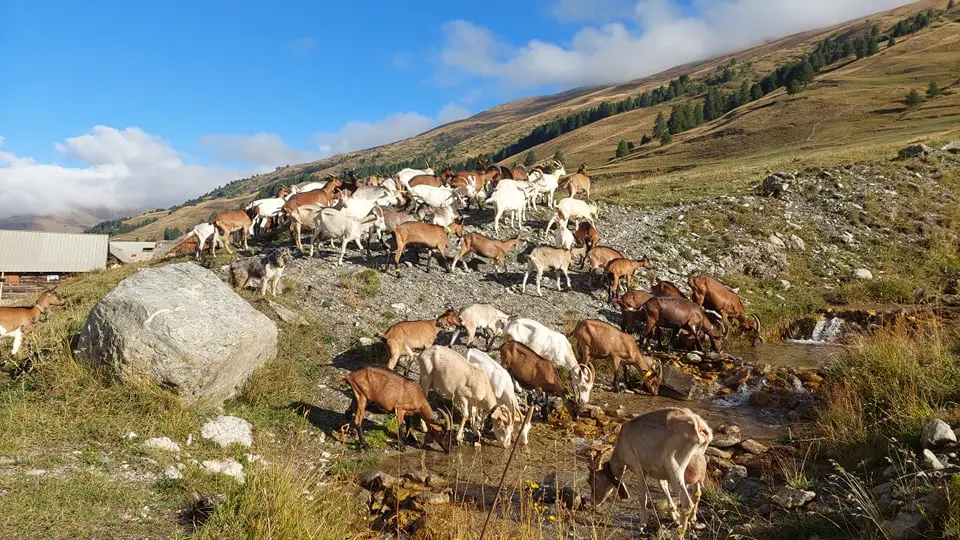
[{"xmin": 0, "ymin": 158, "xmax": 766, "ymax": 530}]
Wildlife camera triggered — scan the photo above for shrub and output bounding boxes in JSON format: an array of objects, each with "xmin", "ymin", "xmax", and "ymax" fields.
[{"xmin": 338, "ymin": 269, "xmax": 381, "ymax": 298}]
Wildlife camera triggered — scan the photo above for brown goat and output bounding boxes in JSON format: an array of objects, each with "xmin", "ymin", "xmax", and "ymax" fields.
[
  {"xmin": 574, "ymin": 222, "xmax": 599, "ymax": 252},
  {"xmin": 611, "ymin": 289, "xmax": 654, "ymax": 333},
  {"xmin": 0, "ymin": 289, "xmax": 65, "ymax": 359},
  {"xmin": 560, "ymin": 164, "xmax": 591, "ymax": 200},
  {"xmin": 337, "ymin": 366, "xmax": 452, "ymax": 452},
  {"xmin": 583, "ymin": 245, "xmax": 624, "ymax": 286},
  {"xmin": 650, "ymin": 279, "xmax": 687, "ymax": 298},
  {"xmin": 451, "ymin": 233, "xmax": 521, "ymax": 274},
  {"xmin": 605, "ymin": 257, "xmax": 653, "ymax": 299},
  {"xmin": 212, "ymin": 209, "xmax": 254, "ymax": 254},
  {"xmin": 408, "ymin": 174, "xmax": 443, "ymax": 188},
  {"xmin": 498, "ymin": 341, "xmax": 568, "ymax": 397},
  {"xmin": 640, "ymin": 296, "xmax": 725, "ymax": 353},
  {"xmin": 392, "ymin": 222, "xmax": 453, "ymax": 275},
  {"xmin": 568, "ymin": 319, "xmax": 661, "ymax": 394},
  {"xmin": 381, "ymin": 309, "xmax": 461, "ymax": 370},
  {"xmin": 688, "ymin": 274, "xmax": 762, "ymax": 345},
  {"xmin": 282, "ymin": 178, "xmax": 343, "ymax": 213}
]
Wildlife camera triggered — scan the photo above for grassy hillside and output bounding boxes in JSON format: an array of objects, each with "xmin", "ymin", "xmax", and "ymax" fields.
[{"xmin": 111, "ymin": 0, "xmax": 959, "ymax": 240}]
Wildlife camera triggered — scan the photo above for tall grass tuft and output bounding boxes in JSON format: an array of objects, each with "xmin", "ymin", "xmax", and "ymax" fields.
[{"xmin": 815, "ymin": 325, "xmax": 960, "ymax": 455}]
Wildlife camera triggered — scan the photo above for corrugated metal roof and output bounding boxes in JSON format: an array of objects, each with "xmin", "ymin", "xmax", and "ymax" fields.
[
  {"xmin": 109, "ymin": 241, "xmax": 158, "ymax": 264},
  {"xmin": 0, "ymin": 230, "xmax": 109, "ymax": 273}
]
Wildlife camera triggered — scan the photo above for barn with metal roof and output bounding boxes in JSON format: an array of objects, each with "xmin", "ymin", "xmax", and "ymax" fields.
[{"xmin": 0, "ymin": 230, "xmax": 109, "ymax": 274}]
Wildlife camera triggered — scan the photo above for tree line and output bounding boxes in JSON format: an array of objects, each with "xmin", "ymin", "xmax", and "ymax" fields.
[{"xmin": 85, "ymin": 217, "xmax": 159, "ymax": 236}]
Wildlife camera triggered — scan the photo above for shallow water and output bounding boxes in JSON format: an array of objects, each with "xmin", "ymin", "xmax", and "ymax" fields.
[{"xmin": 728, "ymin": 340, "xmax": 843, "ymax": 370}]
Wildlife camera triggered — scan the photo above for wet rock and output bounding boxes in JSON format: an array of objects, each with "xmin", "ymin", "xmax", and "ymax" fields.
[
  {"xmin": 772, "ymin": 485, "xmax": 816, "ymax": 509},
  {"xmin": 739, "ymin": 439, "xmax": 768, "ymax": 455},
  {"xmin": 685, "ymin": 352, "xmax": 703, "ymax": 364},
  {"xmin": 266, "ymin": 299, "xmax": 310, "ymax": 326},
  {"xmin": 898, "ymin": 144, "xmax": 934, "ymax": 160},
  {"xmin": 853, "ymin": 268, "xmax": 873, "ymax": 280},
  {"xmin": 749, "ymin": 390, "xmax": 775, "ymax": 408},
  {"xmin": 709, "ymin": 456, "xmax": 736, "ymax": 471},
  {"xmin": 201, "ymin": 416, "xmax": 253, "ymax": 448},
  {"xmin": 921, "ymin": 449, "xmax": 945, "ymax": 471},
  {"xmin": 143, "ymin": 437, "xmax": 181, "ymax": 453},
  {"xmin": 922, "ymin": 419, "xmax": 956, "ymax": 448},
  {"xmin": 722, "ymin": 465, "xmax": 748, "ymax": 490},
  {"xmin": 357, "ymin": 470, "xmax": 399, "ymax": 492},
  {"xmin": 659, "ymin": 363, "xmax": 698, "ymax": 400},
  {"xmin": 202, "ymin": 459, "xmax": 245, "ymax": 482},
  {"xmin": 560, "ymin": 486, "xmax": 582, "ymax": 511},
  {"xmin": 705, "ymin": 446, "xmax": 733, "ymax": 460},
  {"xmin": 723, "ymin": 367, "xmax": 752, "ymax": 389}
]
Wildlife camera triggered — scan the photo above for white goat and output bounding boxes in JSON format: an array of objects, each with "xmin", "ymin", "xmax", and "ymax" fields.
[
  {"xmin": 465, "ymin": 348, "xmax": 529, "ymax": 447},
  {"xmin": 396, "ymin": 168, "xmax": 434, "ymax": 188},
  {"xmin": 417, "ymin": 345, "xmax": 512, "ymax": 446},
  {"xmin": 450, "ymin": 303, "xmax": 510, "ymax": 349},
  {"xmin": 528, "ymin": 163, "xmax": 565, "ymax": 209},
  {"xmin": 554, "ymin": 227, "xmax": 574, "ymax": 250},
  {"xmin": 503, "ymin": 317, "xmax": 593, "ymax": 403},
  {"xmin": 188, "ymin": 223, "xmax": 221, "ymax": 259},
  {"xmin": 410, "ymin": 184, "xmax": 461, "ymax": 210},
  {"xmin": 310, "ymin": 207, "xmax": 384, "ymax": 264},
  {"xmin": 545, "ymin": 197, "xmax": 599, "ymax": 233},
  {"xmin": 522, "ymin": 246, "xmax": 572, "ymax": 297},
  {"xmin": 486, "ymin": 184, "xmax": 528, "ymax": 233},
  {"xmin": 296, "ymin": 181, "xmax": 329, "ymax": 193}
]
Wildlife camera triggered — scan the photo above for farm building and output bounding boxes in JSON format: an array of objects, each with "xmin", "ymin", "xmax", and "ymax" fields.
[
  {"xmin": 0, "ymin": 230, "xmax": 109, "ymax": 289},
  {"xmin": 108, "ymin": 241, "xmax": 158, "ymax": 267}
]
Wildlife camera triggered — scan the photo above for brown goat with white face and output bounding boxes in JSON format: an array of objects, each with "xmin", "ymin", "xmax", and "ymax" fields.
[
  {"xmin": 451, "ymin": 233, "xmax": 521, "ymax": 274},
  {"xmin": 0, "ymin": 289, "xmax": 65, "ymax": 359},
  {"xmin": 568, "ymin": 319, "xmax": 661, "ymax": 395},
  {"xmin": 337, "ymin": 366, "xmax": 452, "ymax": 452},
  {"xmin": 587, "ymin": 407, "xmax": 712, "ymax": 532},
  {"xmin": 381, "ymin": 308, "xmax": 461, "ymax": 371}
]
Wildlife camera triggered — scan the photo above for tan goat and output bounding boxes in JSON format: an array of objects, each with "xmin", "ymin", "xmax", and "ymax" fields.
[
  {"xmin": 568, "ymin": 319, "xmax": 660, "ymax": 394},
  {"xmin": 583, "ymin": 245, "xmax": 624, "ymax": 286},
  {"xmin": 282, "ymin": 178, "xmax": 342, "ymax": 213},
  {"xmin": 522, "ymin": 246, "xmax": 572, "ymax": 297},
  {"xmin": 560, "ymin": 164, "xmax": 591, "ymax": 200},
  {"xmin": 212, "ymin": 210, "xmax": 254, "ymax": 254},
  {"xmin": 605, "ymin": 256, "xmax": 653, "ymax": 299},
  {"xmin": 392, "ymin": 221, "xmax": 456, "ymax": 275},
  {"xmin": 0, "ymin": 289, "xmax": 65, "ymax": 360},
  {"xmin": 380, "ymin": 308, "xmax": 461, "ymax": 370},
  {"xmin": 451, "ymin": 233, "xmax": 520, "ymax": 274}
]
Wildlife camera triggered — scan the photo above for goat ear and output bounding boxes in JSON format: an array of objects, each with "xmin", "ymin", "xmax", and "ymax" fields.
[{"xmin": 617, "ymin": 482, "xmax": 630, "ymax": 500}]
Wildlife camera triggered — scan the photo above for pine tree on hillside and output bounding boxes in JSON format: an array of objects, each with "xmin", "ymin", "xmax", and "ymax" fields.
[
  {"xmin": 553, "ymin": 149, "xmax": 565, "ymax": 165},
  {"xmin": 640, "ymin": 134, "xmax": 652, "ymax": 145},
  {"xmin": 524, "ymin": 151, "xmax": 537, "ymax": 166},
  {"xmin": 693, "ymin": 102, "xmax": 705, "ymax": 126},
  {"xmin": 906, "ymin": 88, "xmax": 923, "ymax": 107},
  {"xmin": 854, "ymin": 37, "xmax": 868, "ymax": 59},
  {"xmin": 867, "ymin": 37, "xmax": 879, "ymax": 56},
  {"xmin": 787, "ymin": 79, "xmax": 801, "ymax": 95},
  {"xmin": 888, "ymin": 35, "xmax": 897, "ymax": 47},
  {"xmin": 949, "ymin": 0, "xmax": 955, "ymax": 9},
  {"xmin": 750, "ymin": 83, "xmax": 763, "ymax": 101},
  {"xmin": 616, "ymin": 139, "xmax": 630, "ymax": 158},
  {"xmin": 927, "ymin": 81, "xmax": 940, "ymax": 98},
  {"xmin": 652, "ymin": 112, "xmax": 668, "ymax": 139},
  {"xmin": 660, "ymin": 132, "xmax": 673, "ymax": 145}
]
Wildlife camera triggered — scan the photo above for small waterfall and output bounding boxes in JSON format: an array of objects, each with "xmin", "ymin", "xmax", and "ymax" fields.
[
  {"xmin": 712, "ymin": 377, "xmax": 767, "ymax": 408},
  {"xmin": 789, "ymin": 315, "xmax": 845, "ymax": 344}
]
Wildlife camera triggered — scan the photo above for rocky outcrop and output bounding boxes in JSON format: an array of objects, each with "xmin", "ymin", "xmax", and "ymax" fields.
[{"xmin": 76, "ymin": 262, "xmax": 278, "ymax": 406}]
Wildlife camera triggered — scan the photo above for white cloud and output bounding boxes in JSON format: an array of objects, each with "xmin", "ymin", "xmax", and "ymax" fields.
[
  {"xmin": 0, "ymin": 127, "xmax": 244, "ymax": 219},
  {"xmin": 437, "ymin": 103, "xmax": 471, "ymax": 123},
  {"xmin": 552, "ymin": 0, "xmax": 635, "ymax": 22},
  {"xmin": 198, "ymin": 133, "xmax": 322, "ymax": 169},
  {"xmin": 441, "ymin": 0, "xmax": 913, "ymax": 89}
]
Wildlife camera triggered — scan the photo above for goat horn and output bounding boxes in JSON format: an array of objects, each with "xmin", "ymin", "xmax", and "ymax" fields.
[
  {"xmin": 751, "ymin": 314, "xmax": 762, "ymax": 334},
  {"xmin": 438, "ymin": 407, "xmax": 453, "ymax": 432},
  {"xmin": 586, "ymin": 362, "xmax": 596, "ymax": 385}
]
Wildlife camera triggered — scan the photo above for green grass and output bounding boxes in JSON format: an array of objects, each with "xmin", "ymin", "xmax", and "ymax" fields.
[{"xmin": 338, "ymin": 269, "xmax": 382, "ymax": 298}]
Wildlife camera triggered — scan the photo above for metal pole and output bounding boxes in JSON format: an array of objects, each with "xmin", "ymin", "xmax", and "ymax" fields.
[{"xmin": 0, "ymin": 272, "xmax": 5, "ymax": 302}]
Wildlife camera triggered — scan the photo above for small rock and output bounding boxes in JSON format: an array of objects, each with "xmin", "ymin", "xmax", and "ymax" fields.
[
  {"xmin": 779, "ymin": 279, "xmax": 791, "ymax": 291},
  {"xmin": 839, "ymin": 231, "xmax": 855, "ymax": 244},
  {"xmin": 357, "ymin": 470, "xmax": 398, "ymax": 491},
  {"xmin": 871, "ymin": 481, "xmax": 894, "ymax": 497},
  {"xmin": 739, "ymin": 439, "xmax": 769, "ymax": 455},
  {"xmin": 684, "ymin": 352, "xmax": 702, "ymax": 364},
  {"xmin": 201, "ymin": 416, "xmax": 253, "ymax": 448},
  {"xmin": 163, "ymin": 466, "xmax": 183, "ymax": 480},
  {"xmin": 786, "ymin": 234, "xmax": 805, "ymax": 252},
  {"xmin": 143, "ymin": 437, "xmax": 181, "ymax": 453},
  {"xmin": 883, "ymin": 507, "xmax": 925, "ymax": 539},
  {"xmin": 266, "ymin": 299, "xmax": 310, "ymax": 326},
  {"xmin": 768, "ymin": 235, "xmax": 786, "ymax": 249},
  {"xmin": 771, "ymin": 485, "xmax": 816, "ymax": 509},
  {"xmin": 942, "ymin": 141, "xmax": 960, "ymax": 154},
  {"xmin": 202, "ymin": 459, "xmax": 245, "ymax": 482},
  {"xmin": 722, "ymin": 465, "xmax": 748, "ymax": 491},
  {"xmin": 921, "ymin": 449, "xmax": 945, "ymax": 471},
  {"xmin": 390, "ymin": 303, "xmax": 408, "ymax": 313},
  {"xmin": 853, "ymin": 268, "xmax": 873, "ymax": 280},
  {"xmin": 124, "ymin": 431, "xmax": 138, "ymax": 441},
  {"xmin": 359, "ymin": 337, "xmax": 377, "ymax": 347},
  {"xmin": 560, "ymin": 486, "xmax": 582, "ymax": 510},
  {"xmin": 705, "ymin": 447, "xmax": 733, "ymax": 460},
  {"xmin": 709, "ymin": 456, "xmax": 736, "ymax": 470},
  {"xmin": 413, "ymin": 491, "xmax": 450, "ymax": 506},
  {"xmin": 922, "ymin": 419, "xmax": 956, "ymax": 449},
  {"xmin": 898, "ymin": 144, "xmax": 934, "ymax": 160}
]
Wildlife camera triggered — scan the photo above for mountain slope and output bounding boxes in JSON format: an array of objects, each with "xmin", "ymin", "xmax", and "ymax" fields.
[{"xmin": 113, "ymin": 0, "xmax": 959, "ymax": 240}]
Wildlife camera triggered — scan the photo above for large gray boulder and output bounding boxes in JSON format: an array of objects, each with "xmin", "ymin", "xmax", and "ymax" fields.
[{"xmin": 77, "ymin": 262, "xmax": 277, "ymax": 406}]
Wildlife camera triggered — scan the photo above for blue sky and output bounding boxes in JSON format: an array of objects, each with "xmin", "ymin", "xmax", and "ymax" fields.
[{"xmin": 0, "ymin": 0, "xmax": 910, "ymax": 218}]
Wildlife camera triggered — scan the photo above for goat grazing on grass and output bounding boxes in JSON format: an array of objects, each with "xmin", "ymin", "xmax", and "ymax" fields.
[
  {"xmin": 503, "ymin": 317, "xmax": 594, "ymax": 404},
  {"xmin": 212, "ymin": 210, "xmax": 255, "ymax": 254},
  {"xmin": 417, "ymin": 345, "xmax": 513, "ymax": 446},
  {"xmin": 228, "ymin": 248, "xmax": 293, "ymax": 296},
  {"xmin": 586, "ymin": 407, "xmax": 712, "ymax": 532},
  {"xmin": 605, "ymin": 256, "xmax": 653, "ymax": 299},
  {"xmin": 381, "ymin": 309, "xmax": 461, "ymax": 371},
  {"xmin": 522, "ymin": 246, "xmax": 572, "ymax": 297},
  {"xmin": 451, "ymin": 233, "xmax": 520, "ymax": 274},
  {"xmin": 568, "ymin": 319, "xmax": 661, "ymax": 394},
  {"xmin": 449, "ymin": 303, "xmax": 511, "ymax": 349},
  {"xmin": 465, "ymin": 348, "xmax": 527, "ymax": 447},
  {"xmin": 0, "ymin": 289, "xmax": 65, "ymax": 360},
  {"xmin": 688, "ymin": 273, "xmax": 762, "ymax": 345},
  {"xmin": 337, "ymin": 366, "xmax": 452, "ymax": 452}
]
